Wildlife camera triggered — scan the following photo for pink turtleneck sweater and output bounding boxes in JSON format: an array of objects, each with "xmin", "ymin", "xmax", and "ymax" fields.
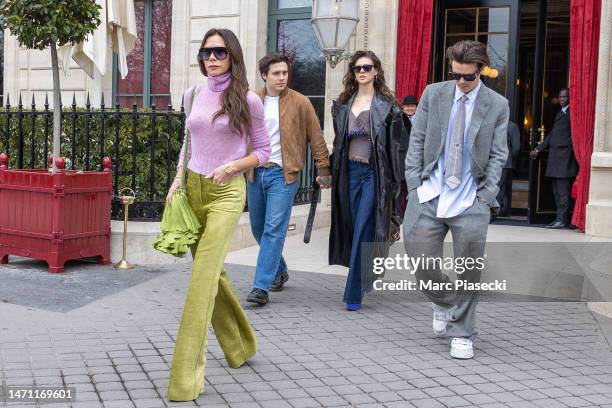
[{"xmin": 177, "ymin": 73, "xmax": 271, "ymax": 175}]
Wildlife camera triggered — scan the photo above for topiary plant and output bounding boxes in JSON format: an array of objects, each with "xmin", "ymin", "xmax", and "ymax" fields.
[{"xmin": 0, "ymin": 0, "xmax": 101, "ymax": 171}]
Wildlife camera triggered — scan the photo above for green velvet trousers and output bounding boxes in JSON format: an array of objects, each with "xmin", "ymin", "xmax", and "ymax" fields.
[{"xmin": 168, "ymin": 171, "xmax": 257, "ymax": 401}]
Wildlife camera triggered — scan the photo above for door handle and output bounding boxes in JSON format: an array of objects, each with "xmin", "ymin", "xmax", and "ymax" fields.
[{"xmin": 537, "ymin": 125, "xmax": 545, "ymax": 144}]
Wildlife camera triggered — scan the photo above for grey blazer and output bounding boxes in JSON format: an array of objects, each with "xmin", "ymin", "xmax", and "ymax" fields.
[{"xmin": 404, "ymin": 80, "xmax": 509, "ymax": 209}]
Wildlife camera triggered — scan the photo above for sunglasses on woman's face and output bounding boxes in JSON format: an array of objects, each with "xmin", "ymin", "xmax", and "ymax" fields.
[
  {"xmin": 448, "ymin": 71, "xmax": 479, "ymax": 81},
  {"xmin": 351, "ymin": 64, "xmax": 374, "ymax": 73},
  {"xmin": 198, "ymin": 47, "xmax": 229, "ymax": 61}
]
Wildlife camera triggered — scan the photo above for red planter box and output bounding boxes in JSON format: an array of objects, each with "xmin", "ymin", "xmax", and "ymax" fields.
[{"xmin": 0, "ymin": 154, "xmax": 112, "ymax": 272}]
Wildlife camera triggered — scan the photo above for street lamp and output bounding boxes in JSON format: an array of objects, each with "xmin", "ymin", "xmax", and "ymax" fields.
[{"xmin": 311, "ymin": 0, "xmax": 360, "ymax": 68}]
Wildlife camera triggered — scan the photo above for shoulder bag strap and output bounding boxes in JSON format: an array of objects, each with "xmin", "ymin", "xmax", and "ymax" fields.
[{"xmin": 180, "ymin": 86, "xmax": 198, "ymax": 189}]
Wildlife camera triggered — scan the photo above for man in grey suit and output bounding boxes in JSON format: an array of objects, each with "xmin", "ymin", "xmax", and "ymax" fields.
[{"xmin": 403, "ymin": 40, "xmax": 509, "ymax": 359}]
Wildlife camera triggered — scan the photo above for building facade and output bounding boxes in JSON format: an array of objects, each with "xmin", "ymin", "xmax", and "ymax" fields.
[{"xmin": 2, "ymin": 0, "xmax": 611, "ymax": 237}]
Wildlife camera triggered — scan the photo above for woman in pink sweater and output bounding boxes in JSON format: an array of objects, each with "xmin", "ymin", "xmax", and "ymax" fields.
[{"xmin": 166, "ymin": 28, "xmax": 270, "ymax": 401}]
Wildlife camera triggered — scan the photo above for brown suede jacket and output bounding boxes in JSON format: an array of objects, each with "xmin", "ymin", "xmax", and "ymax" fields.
[{"xmin": 246, "ymin": 87, "xmax": 330, "ymax": 184}]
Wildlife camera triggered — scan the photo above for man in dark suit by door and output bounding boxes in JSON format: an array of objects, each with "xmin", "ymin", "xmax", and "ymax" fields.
[
  {"xmin": 530, "ymin": 88, "xmax": 578, "ymax": 229},
  {"xmin": 399, "ymin": 95, "xmax": 418, "ymax": 211}
]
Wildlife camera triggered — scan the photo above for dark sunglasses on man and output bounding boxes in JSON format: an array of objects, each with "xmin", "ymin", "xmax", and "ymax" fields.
[
  {"xmin": 198, "ymin": 47, "xmax": 229, "ymax": 61},
  {"xmin": 448, "ymin": 71, "xmax": 480, "ymax": 82},
  {"xmin": 351, "ymin": 64, "xmax": 374, "ymax": 73}
]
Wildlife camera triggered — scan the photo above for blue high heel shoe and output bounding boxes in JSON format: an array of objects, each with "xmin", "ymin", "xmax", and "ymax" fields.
[{"xmin": 346, "ymin": 303, "xmax": 361, "ymax": 311}]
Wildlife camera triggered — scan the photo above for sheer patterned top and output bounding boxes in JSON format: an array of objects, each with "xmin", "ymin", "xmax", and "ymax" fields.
[{"xmin": 347, "ymin": 110, "xmax": 372, "ymax": 164}]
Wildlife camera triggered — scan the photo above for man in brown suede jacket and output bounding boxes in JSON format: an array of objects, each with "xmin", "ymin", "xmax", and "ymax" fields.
[{"xmin": 245, "ymin": 53, "xmax": 331, "ymax": 305}]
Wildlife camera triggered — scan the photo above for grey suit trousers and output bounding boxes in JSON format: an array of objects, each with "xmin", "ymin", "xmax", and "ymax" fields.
[{"xmin": 403, "ymin": 190, "xmax": 490, "ymax": 338}]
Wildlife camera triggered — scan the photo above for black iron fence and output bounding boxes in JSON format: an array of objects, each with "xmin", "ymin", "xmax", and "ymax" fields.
[{"xmin": 0, "ymin": 93, "xmax": 315, "ymax": 220}]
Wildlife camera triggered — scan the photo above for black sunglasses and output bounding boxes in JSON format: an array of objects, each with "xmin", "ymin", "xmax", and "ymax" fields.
[
  {"xmin": 351, "ymin": 64, "xmax": 374, "ymax": 73},
  {"xmin": 198, "ymin": 47, "xmax": 229, "ymax": 61},
  {"xmin": 448, "ymin": 71, "xmax": 479, "ymax": 81}
]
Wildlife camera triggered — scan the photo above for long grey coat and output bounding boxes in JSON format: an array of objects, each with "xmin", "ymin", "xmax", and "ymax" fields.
[{"xmin": 404, "ymin": 80, "xmax": 509, "ymax": 211}]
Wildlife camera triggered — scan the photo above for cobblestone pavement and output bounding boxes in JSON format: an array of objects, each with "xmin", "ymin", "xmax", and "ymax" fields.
[{"xmin": 1, "ymin": 260, "xmax": 612, "ymax": 408}]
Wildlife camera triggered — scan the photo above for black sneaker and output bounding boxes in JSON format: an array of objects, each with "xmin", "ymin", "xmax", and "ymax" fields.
[
  {"xmin": 270, "ymin": 271, "xmax": 289, "ymax": 292},
  {"xmin": 246, "ymin": 288, "xmax": 269, "ymax": 305}
]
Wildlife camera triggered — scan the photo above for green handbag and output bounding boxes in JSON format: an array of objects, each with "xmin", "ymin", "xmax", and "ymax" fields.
[{"xmin": 152, "ymin": 86, "xmax": 202, "ymax": 257}]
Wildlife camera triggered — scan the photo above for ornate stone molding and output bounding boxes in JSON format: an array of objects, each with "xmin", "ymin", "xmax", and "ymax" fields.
[
  {"xmin": 593, "ymin": 0, "xmax": 612, "ymax": 153},
  {"xmin": 586, "ymin": 0, "xmax": 612, "ymax": 237}
]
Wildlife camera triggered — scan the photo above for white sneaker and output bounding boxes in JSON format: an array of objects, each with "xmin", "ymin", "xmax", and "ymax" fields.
[
  {"xmin": 450, "ymin": 337, "xmax": 474, "ymax": 359},
  {"xmin": 432, "ymin": 304, "xmax": 453, "ymax": 336}
]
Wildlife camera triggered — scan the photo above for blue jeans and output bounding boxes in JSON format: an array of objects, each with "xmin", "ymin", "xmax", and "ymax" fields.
[
  {"xmin": 247, "ymin": 165, "xmax": 299, "ymax": 291},
  {"xmin": 345, "ymin": 160, "xmax": 376, "ymax": 304}
]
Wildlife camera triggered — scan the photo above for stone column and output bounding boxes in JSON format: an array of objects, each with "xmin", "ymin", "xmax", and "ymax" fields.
[
  {"xmin": 586, "ymin": 0, "xmax": 612, "ymax": 237},
  {"xmin": 586, "ymin": 0, "xmax": 612, "ymax": 318},
  {"xmin": 169, "ymin": 0, "xmax": 267, "ymax": 107},
  {"xmin": 168, "ymin": 0, "xmax": 191, "ymax": 108},
  {"xmin": 3, "ymin": 33, "xmax": 21, "ymax": 102}
]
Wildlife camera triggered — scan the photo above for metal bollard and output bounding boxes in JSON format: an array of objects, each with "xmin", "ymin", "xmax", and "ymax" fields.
[{"xmin": 114, "ymin": 187, "xmax": 136, "ymax": 270}]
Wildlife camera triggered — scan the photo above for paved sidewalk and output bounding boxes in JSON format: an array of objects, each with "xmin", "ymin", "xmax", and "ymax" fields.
[
  {"xmin": 225, "ymin": 224, "xmax": 596, "ymax": 276},
  {"xmin": 1, "ymin": 234, "xmax": 612, "ymax": 408}
]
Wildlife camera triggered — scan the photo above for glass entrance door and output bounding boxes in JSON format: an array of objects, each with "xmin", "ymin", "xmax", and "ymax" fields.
[
  {"xmin": 524, "ymin": 0, "xmax": 571, "ymax": 224},
  {"xmin": 434, "ymin": 0, "xmax": 519, "ymax": 117}
]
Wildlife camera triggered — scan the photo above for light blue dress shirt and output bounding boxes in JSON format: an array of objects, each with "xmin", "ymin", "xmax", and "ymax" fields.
[{"xmin": 417, "ymin": 81, "xmax": 482, "ymax": 218}]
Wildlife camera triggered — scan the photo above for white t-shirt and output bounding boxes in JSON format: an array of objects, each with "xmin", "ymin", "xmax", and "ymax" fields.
[{"xmin": 263, "ymin": 95, "xmax": 283, "ymax": 166}]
